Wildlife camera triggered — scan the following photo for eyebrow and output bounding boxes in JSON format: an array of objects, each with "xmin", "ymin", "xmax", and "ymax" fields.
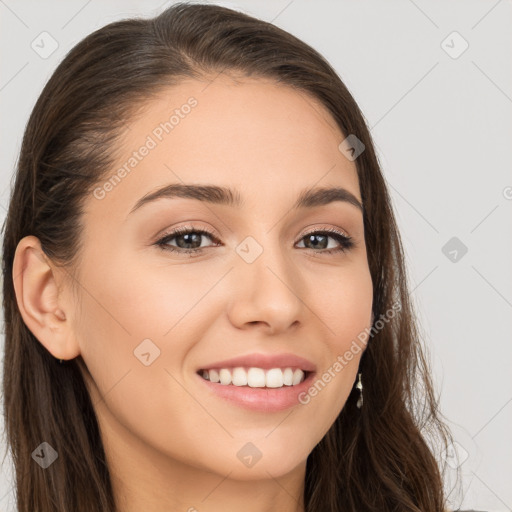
[{"xmin": 128, "ymin": 183, "xmax": 363, "ymax": 216}]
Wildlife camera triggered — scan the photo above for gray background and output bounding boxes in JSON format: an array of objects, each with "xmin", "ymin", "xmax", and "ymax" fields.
[{"xmin": 1, "ymin": 0, "xmax": 511, "ymax": 510}]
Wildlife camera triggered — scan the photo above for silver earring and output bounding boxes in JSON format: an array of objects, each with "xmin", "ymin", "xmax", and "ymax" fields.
[{"xmin": 356, "ymin": 373, "xmax": 363, "ymax": 409}]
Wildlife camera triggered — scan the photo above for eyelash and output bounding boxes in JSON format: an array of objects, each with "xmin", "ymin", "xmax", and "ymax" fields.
[{"xmin": 155, "ymin": 225, "xmax": 354, "ymax": 257}]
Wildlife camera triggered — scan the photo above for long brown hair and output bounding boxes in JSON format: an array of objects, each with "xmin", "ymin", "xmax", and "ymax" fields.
[{"xmin": 1, "ymin": 3, "xmax": 452, "ymax": 510}]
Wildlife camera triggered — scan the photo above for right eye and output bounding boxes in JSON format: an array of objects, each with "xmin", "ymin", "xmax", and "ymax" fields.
[{"xmin": 155, "ymin": 225, "xmax": 221, "ymax": 255}]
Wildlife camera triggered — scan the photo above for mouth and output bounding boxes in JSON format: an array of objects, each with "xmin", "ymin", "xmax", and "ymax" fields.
[
  {"xmin": 196, "ymin": 366, "xmax": 312, "ymax": 389},
  {"xmin": 195, "ymin": 364, "xmax": 317, "ymax": 412}
]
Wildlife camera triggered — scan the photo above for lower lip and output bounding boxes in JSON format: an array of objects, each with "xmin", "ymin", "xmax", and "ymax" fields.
[{"xmin": 196, "ymin": 371, "xmax": 316, "ymax": 412}]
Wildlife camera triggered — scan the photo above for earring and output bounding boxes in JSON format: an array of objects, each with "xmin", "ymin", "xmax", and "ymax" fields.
[{"xmin": 356, "ymin": 373, "xmax": 363, "ymax": 409}]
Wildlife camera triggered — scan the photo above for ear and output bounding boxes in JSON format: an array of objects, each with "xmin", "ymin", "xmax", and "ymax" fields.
[{"xmin": 12, "ymin": 236, "xmax": 81, "ymax": 361}]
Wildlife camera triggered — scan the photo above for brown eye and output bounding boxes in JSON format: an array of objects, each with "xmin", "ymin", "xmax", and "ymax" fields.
[
  {"xmin": 156, "ymin": 226, "xmax": 219, "ymax": 255},
  {"xmin": 296, "ymin": 229, "xmax": 354, "ymax": 254}
]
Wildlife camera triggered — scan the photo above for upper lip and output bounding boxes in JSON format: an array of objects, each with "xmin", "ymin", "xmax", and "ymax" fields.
[{"xmin": 197, "ymin": 352, "xmax": 317, "ymax": 372}]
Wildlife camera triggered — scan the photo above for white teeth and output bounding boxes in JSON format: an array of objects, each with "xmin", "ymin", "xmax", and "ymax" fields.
[
  {"xmin": 247, "ymin": 368, "xmax": 266, "ymax": 387},
  {"xmin": 265, "ymin": 368, "xmax": 283, "ymax": 388},
  {"xmin": 219, "ymin": 369, "xmax": 232, "ymax": 385},
  {"xmin": 232, "ymin": 367, "xmax": 248, "ymax": 386},
  {"xmin": 209, "ymin": 369, "xmax": 220, "ymax": 383},
  {"xmin": 200, "ymin": 367, "xmax": 306, "ymax": 388},
  {"xmin": 292, "ymin": 368, "xmax": 304, "ymax": 385},
  {"xmin": 283, "ymin": 368, "xmax": 294, "ymax": 386}
]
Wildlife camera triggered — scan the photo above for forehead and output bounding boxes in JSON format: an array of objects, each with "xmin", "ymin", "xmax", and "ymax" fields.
[{"xmin": 86, "ymin": 75, "xmax": 361, "ymax": 221}]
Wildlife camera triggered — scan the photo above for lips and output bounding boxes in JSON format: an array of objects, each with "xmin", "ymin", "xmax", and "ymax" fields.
[
  {"xmin": 196, "ymin": 352, "xmax": 317, "ymax": 373},
  {"xmin": 196, "ymin": 367, "xmax": 317, "ymax": 412}
]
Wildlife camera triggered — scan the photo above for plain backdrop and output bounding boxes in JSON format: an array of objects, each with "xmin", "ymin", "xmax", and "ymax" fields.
[{"xmin": 1, "ymin": 1, "xmax": 511, "ymax": 510}]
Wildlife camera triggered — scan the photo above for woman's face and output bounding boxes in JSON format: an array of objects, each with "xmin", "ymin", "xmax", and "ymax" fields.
[{"xmin": 72, "ymin": 75, "xmax": 373, "ymax": 482}]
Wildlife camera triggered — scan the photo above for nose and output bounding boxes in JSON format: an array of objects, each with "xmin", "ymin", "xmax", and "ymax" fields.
[{"xmin": 226, "ymin": 240, "xmax": 304, "ymax": 335}]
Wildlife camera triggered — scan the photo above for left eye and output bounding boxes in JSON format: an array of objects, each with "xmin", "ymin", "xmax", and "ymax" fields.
[{"xmin": 155, "ymin": 226, "xmax": 354, "ymax": 256}]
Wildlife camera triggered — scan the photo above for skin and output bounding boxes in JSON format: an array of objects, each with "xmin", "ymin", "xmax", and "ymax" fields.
[{"xmin": 13, "ymin": 74, "xmax": 373, "ymax": 512}]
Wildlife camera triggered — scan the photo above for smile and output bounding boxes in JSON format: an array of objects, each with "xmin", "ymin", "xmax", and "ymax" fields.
[{"xmin": 198, "ymin": 366, "xmax": 309, "ymax": 388}]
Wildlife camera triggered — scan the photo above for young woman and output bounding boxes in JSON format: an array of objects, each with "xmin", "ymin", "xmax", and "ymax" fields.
[{"xmin": 1, "ymin": 3, "xmax": 452, "ymax": 511}]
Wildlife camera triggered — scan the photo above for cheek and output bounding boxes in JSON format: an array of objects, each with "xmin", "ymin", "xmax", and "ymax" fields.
[
  {"xmin": 73, "ymin": 250, "xmax": 225, "ymax": 409},
  {"xmin": 77, "ymin": 251, "xmax": 215, "ymax": 344},
  {"xmin": 73, "ymin": 258, "xmax": 227, "ymax": 468},
  {"xmin": 296, "ymin": 262, "xmax": 372, "ymax": 427},
  {"xmin": 312, "ymin": 261, "xmax": 373, "ymax": 348}
]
